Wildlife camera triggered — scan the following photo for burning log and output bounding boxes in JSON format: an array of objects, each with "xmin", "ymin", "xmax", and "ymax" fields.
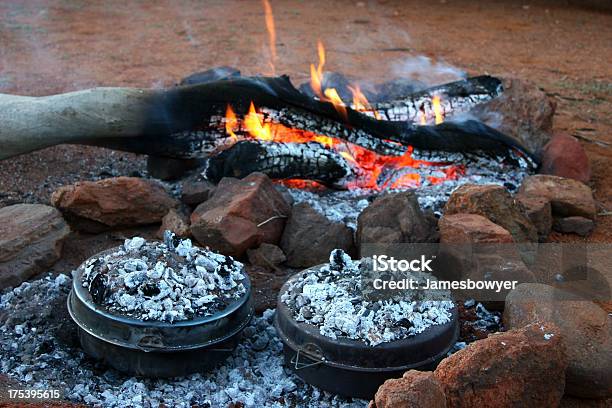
[
  {"xmin": 204, "ymin": 140, "xmax": 350, "ymax": 187},
  {"xmin": 368, "ymin": 75, "xmax": 503, "ymax": 123},
  {"xmin": 0, "ymin": 75, "xmax": 538, "ymax": 164}
]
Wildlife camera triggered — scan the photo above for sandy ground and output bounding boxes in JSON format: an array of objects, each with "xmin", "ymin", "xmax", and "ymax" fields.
[{"xmin": 0, "ymin": 0, "xmax": 610, "ymax": 243}]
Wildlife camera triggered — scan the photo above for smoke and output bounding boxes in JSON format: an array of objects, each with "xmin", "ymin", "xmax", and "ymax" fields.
[
  {"xmin": 448, "ymin": 111, "xmax": 504, "ymax": 130},
  {"xmin": 391, "ymin": 56, "xmax": 466, "ymax": 87}
]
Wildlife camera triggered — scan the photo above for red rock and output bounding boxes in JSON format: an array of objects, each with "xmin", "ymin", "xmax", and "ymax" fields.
[
  {"xmin": 0, "ymin": 204, "xmax": 70, "ymax": 289},
  {"xmin": 541, "ymin": 132, "xmax": 591, "ymax": 183},
  {"xmin": 190, "ymin": 173, "xmax": 291, "ymax": 257},
  {"xmin": 517, "ymin": 195, "xmax": 552, "ymax": 240},
  {"xmin": 247, "ymin": 243, "xmax": 286, "ymax": 267},
  {"xmin": 356, "ymin": 192, "xmax": 438, "ymax": 253},
  {"xmin": 439, "ymin": 213, "xmax": 514, "ymax": 244},
  {"xmin": 51, "ymin": 177, "xmax": 178, "ymax": 229},
  {"xmin": 518, "ymin": 175, "xmax": 597, "ymax": 219},
  {"xmin": 437, "ymin": 214, "xmax": 534, "ymax": 304},
  {"xmin": 434, "ymin": 322, "xmax": 567, "ymax": 408},
  {"xmin": 181, "ymin": 179, "xmax": 216, "ymax": 206},
  {"xmin": 157, "ymin": 208, "xmax": 191, "ymax": 238},
  {"xmin": 444, "ymin": 184, "xmax": 538, "ymax": 243},
  {"xmin": 553, "ymin": 216, "xmax": 594, "ymax": 236},
  {"xmin": 471, "ymin": 77, "xmax": 556, "ymax": 154},
  {"xmin": 504, "ymin": 283, "xmax": 612, "ymax": 399},
  {"xmin": 372, "ymin": 370, "xmax": 446, "ymax": 408},
  {"xmin": 280, "ymin": 202, "xmax": 354, "ymax": 268}
]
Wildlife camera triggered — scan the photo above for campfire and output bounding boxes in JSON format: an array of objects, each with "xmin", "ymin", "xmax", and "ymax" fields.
[
  {"xmin": 1, "ymin": 0, "xmax": 606, "ymax": 407},
  {"xmin": 200, "ymin": 71, "xmax": 534, "ymax": 191}
]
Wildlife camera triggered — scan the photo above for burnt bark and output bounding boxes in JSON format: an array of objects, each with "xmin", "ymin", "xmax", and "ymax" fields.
[
  {"xmin": 204, "ymin": 140, "xmax": 350, "ymax": 186},
  {"xmin": 369, "ymin": 75, "xmax": 503, "ymax": 122}
]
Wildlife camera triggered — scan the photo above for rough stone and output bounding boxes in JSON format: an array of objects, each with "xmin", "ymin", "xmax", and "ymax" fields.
[
  {"xmin": 439, "ymin": 213, "xmax": 514, "ymax": 244},
  {"xmin": 0, "ymin": 204, "xmax": 70, "ymax": 289},
  {"xmin": 280, "ymin": 202, "xmax": 355, "ymax": 268},
  {"xmin": 471, "ymin": 77, "xmax": 556, "ymax": 154},
  {"xmin": 181, "ymin": 179, "xmax": 216, "ymax": 206},
  {"xmin": 51, "ymin": 177, "xmax": 178, "ymax": 230},
  {"xmin": 517, "ymin": 195, "xmax": 552, "ymax": 240},
  {"xmin": 372, "ymin": 370, "xmax": 446, "ymax": 408},
  {"xmin": 444, "ymin": 184, "xmax": 538, "ymax": 243},
  {"xmin": 247, "ymin": 243, "xmax": 286, "ymax": 268},
  {"xmin": 437, "ymin": 214, "xmax": 534, "ymax": 304},
  {"xmin": 518, "ymin": 175, "xmax": 597, "ymax": 219},
  {"xmin": 157, "ymin": 208, "xmax": 191, "ymax": 238},
  {"xmin": 434, "ymin": 322, "xmax": 567, "ymax": 408},
  {"xmin": 504, "ymin": 283, "xmax": 612, "ymax": 399},
  {"xmin": 356, "ymin": 192, "xmax": 438, "ymax": 253},
  {"xmin": 190, "ymin": 173, "xmax": 291, "ymax": 257},
  {"xmin": 553, "ymin": 216, "xmax": 594, "ymax": 236},
  {"xmin": 541, "ymin": 132, "xmax": 591, "ymax": 183}
]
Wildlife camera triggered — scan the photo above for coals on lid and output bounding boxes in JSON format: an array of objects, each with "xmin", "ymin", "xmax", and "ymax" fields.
[
  {"xmin": 80, "ymin": 231, "xmax": 246, "ymax": 322},
  {"xmin": 280, "ymin": 249, "xmax": 454, "ymax": 346}
]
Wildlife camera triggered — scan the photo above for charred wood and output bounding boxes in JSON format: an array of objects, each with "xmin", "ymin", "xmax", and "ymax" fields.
[
  {"xmin": 0, "ymin": 75, "xmax": 537, "ymax": 165},
  {"xmin": 368, "ymin": 75, "xmax": 503, "ymax": 122},
  {"xmin": 204, "ymin": 140, "xmax": 350, "ymax": 186}
]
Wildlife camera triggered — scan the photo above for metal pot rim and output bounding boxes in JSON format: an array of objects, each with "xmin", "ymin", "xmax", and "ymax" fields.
[
  {"xmin": 275, "ymin": 265, "xmax": 459, "ymax": 369},
  {"xmin": 68, "ymin": 246, "xmax": 253, "ymax": 351},
  {"xmin": 72, "ymin": 246, "xmax": 251, "ymax": 328}
]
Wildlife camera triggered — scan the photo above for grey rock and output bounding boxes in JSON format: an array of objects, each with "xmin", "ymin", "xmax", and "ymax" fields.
[{"xmin": 553, "ymin": 216, "xmax": 594, "ymax": 236}]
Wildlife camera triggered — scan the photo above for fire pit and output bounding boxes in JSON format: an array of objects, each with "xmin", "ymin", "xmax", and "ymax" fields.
[
  {"xmin": 67, "ymin": 233, "xmax": 253, "ymax": 377},
  {"xmin": 274, "ymin": 250, "xmax": 459, "ymax": 399}
]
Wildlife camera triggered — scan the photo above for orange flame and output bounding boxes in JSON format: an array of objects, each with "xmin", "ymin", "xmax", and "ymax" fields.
[
  {"xmin": 432, "ymin": 95, "xmax": 444, "ymax": 124},
  {"xmin": 307, "ymin": 41, "xmax": 350, "ymax": 121},
  {"xmin": 262, "ymin": 0, "xmax": 277, "ymax": 75},
  {"xmin": 225, "ymin": 105, "xmax": 239, "ymax": 142},
  {"xmin": 310, "ymin": 40, "xmax": 326, "ymax": 99},
  {"xmin": 222, "ymin": 101, "xmax": 461, "ymax": 190},
  {"xmin": 244, "ymin": 102, "xmax": 273, "ymax": 141},
  {"xmin": 324, "ymin": 88, "xmax": 348, "ymax": 121},
  {"xmin": 349, "ymin": 84, "xmax": 381, "ymax": 120},
  {"xmin": 419, "ymin": 107, "xmax": 427, "ymax": 125}
]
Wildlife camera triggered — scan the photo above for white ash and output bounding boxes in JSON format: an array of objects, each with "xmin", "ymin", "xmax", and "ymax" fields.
[
  {"xmin": 80, "ymin": 232, "xmax": 246, "ymax": 322},
  {"xmin": 281, "ymin": 250, "xmax": 454, "ymax": 346},
  {"xmin": 0, "ymin": 275, "xmax": 365, "ymax": 408},
  {"xmin": 286, "ymin": 150, "xmax": 531, "ymax": 227}
]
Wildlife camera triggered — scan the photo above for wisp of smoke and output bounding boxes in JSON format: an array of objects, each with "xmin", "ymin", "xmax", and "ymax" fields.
[{"xmin": 391, "ymin": 56, "xmax": 466, "ymax": 86}]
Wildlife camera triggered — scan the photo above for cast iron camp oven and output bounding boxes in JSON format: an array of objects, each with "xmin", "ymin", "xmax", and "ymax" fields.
[
  {"xmin": 274, "ymin": 266, "xmax": 459, "ymax": 399},
  {"xmin": 67, "ymin": 247, "xmax": 253, "ymax": 378}
]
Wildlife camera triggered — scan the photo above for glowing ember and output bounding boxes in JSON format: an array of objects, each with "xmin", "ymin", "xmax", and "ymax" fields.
[
  {"xmin": 222, "ymin": 101, "xmax": 461, "ymax": 190},
  {"xmin": 279, "ymin": 179, "xmax": 324, "ymax": 189},
  {"xmin": 262, "ymin": 0, "xmax": 277, "ymax": 75}
]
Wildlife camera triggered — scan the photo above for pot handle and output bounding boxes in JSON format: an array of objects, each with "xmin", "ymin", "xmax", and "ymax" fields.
[{"xmin": 290, "ymin": 342, "xmax": 326, "ymax": 370}]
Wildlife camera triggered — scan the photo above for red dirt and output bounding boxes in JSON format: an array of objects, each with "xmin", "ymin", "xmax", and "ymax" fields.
[{"xmin": 0, "ymin": 0, "xmax": 610, "ymax": 243}]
